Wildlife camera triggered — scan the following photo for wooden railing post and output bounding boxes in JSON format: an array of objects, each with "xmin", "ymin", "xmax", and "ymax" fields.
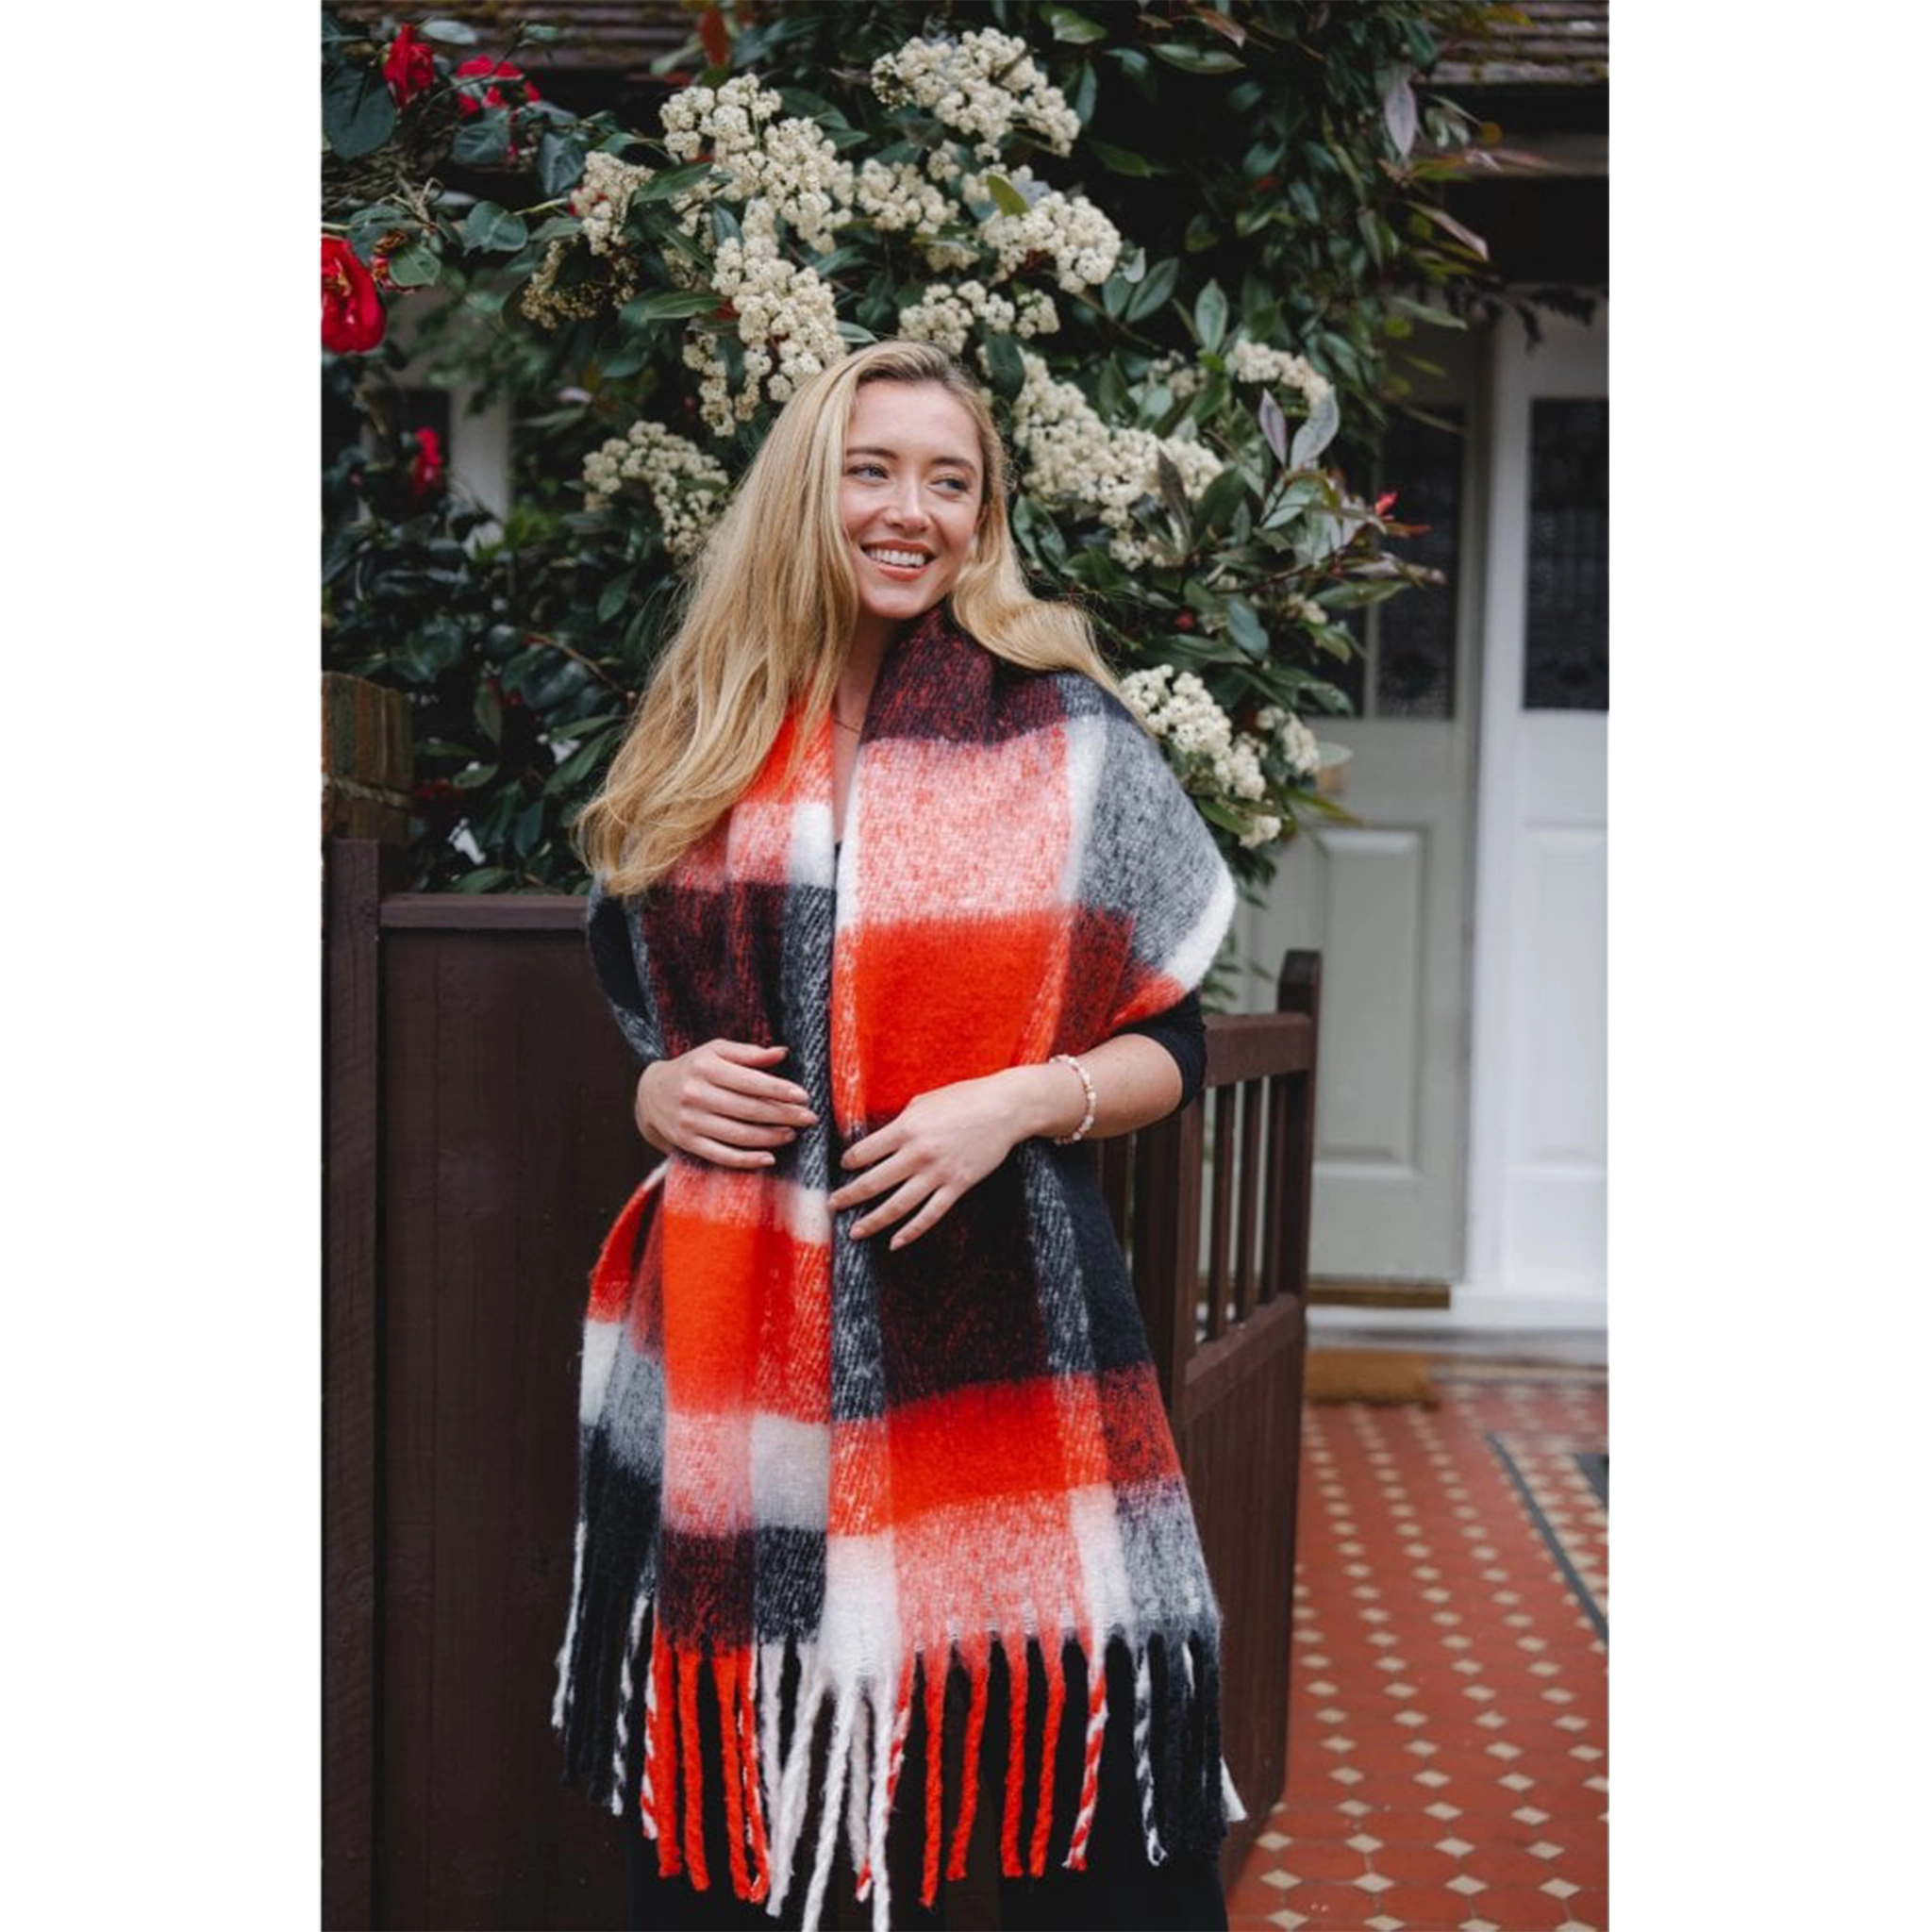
[
  {"xmin": 324, "ymin": 836, "xmax": 401, "ymax": 1930},
  {"xmin": 1276, "ymin": 952, "xmax": 1323, "ymax": 1307},
  {"xmin": 1132, "ymin": 1101, "xmax": 1204, "ymax": 1411}
]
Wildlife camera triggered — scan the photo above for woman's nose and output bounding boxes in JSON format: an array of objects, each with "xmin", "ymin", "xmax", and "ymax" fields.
[{"xmin": 884, "ymin": 481, "xmax": 929, "ymax": 526}]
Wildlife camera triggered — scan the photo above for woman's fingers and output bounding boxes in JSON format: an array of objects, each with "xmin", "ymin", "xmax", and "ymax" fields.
[
  {"xmin": 687, "ymin": 1110, "xmax": 796, "ymax": 1150},
  {"xmin": 827, "ymin": 1144, "xmax": 910, "ymax": 1213},
  {"xmin": 701, "ymin": 1041, "xmax": 817, "ymax": 1124},
  {"xmin": 848, "ymin": 1173, "xmax": 935, "ymax": 1242},
  {"xmin": 884, "ymin": 1186, "xmax": 958, "ymax": 1250},
  {"xmin": 685, "ymin": 1134, "xmax": 781, "ymax": 1170}
]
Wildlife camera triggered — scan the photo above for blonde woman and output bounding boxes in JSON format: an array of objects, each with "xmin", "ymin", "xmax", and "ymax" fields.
[{"xmin": 556, "ymin": 342, "xmax": 1240, "ymax": 1931}]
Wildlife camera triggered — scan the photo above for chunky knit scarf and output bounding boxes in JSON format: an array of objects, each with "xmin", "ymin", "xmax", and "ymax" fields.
[{"xmin": 555, "ymin": 606, "xmax": 1241, "ymax": 1928}]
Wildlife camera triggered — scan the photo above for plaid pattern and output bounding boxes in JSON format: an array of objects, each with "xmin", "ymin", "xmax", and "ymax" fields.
[{"xmin": 555, "ymin": 608, "xmax": 1240, "ymax": 1927}]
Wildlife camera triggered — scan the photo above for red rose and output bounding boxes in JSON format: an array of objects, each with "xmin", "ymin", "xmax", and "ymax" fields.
[
  {"xmin": 1175, "ymin": 611, "xmax": 1196, "ymax": 631},
  {"xmin": 455, "ymin": 56, "xmax": 542, "ymax": 158},
  {"xmin": 383, "ymin": 24, "xmax": 435, "ymax": 106},
  {"xmin": 455, "ymin": 55, "xmax": 541, "ymax": 114},
  {"xmin": 408, "ymin": 427, "xmax": 445, "ymax": 502},
  {"xmin": 322, "ymin": 237, "xmax": 385, "ymax": 354},
  {"xmin": 1374, "ymin": 491, "xmax": 1398, "ymax": 517}
]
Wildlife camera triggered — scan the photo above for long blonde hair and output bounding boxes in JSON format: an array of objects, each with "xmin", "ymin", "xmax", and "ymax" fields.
[{"xmin": 578, "ymin": 340, "xmax": 1118, "ymax": 893}]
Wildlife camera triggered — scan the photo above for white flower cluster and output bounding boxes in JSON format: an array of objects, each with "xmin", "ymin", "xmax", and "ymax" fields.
[
  {"xmin": 855, "ymin": 158, "xmax": 956, "ymax": 236},
  {"xmin": 871, "ymin": 28, "xmax": 1081, "ymax": 159},
  {"xmin": 967, "ymin": 170, "xmax": 1122, "ymax": 291},
  {"xmin": 1257, "ymin": 705, "xmax": 1323, "ymax": 780},
  {"xmin": 659, "ymin": 75, "xmax": 854, "ymax": 252},
  {"xmin": 1225, "ymin": 340, "xmax": 1334, "ymax": 408},
  {"xmin": 660, "ymin": 73, "xmax": 782, "ymax": 173},
  {"xmin": 1121, "ymin": 666, "xmax": 1283, "ymax": 846},
  {"xmin": 691, "ymin": 202, "xmax": 843, "ymax": 431},
  {"xmin": 1007, "ymin": 353, "xmax": 1224, "ymax": 564},
  {"xmin": 744, "ymin": 112, "xmax": 855, "ymax": 255},
  {"xmin": 581, "ymin": 419, "xmax": 729, "ymax": 562},
  {"xmin": 898, "ymin": 280, "xmax": 1016, "ymax": 356},
  {"xmin": 895, "ymin": 281, "xmax": 1058, "ymax": 357},
  {"xmin": 571, "ymin": 151, "xmax": 655, "ymax": 257}
]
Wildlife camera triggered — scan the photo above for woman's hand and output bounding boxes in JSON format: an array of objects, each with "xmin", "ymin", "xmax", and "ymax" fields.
[
  {"xmin": 635, "ymin": 1039, "xmax": 818, "ymax": 1169},
  {"xmin": 828, "ymin": 1068, "xmax": 1061, "ymax": 1249}
]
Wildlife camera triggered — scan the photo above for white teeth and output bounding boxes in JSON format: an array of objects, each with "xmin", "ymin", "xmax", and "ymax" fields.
[{"xmin": 865, "ymin": 547, "xmax": 929, "ymax": 569}]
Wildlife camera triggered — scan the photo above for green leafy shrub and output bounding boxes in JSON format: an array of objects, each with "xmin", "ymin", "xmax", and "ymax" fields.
[{"xmin": 322, "ymin": 2, "xmax": 1501, "ymax": 891}]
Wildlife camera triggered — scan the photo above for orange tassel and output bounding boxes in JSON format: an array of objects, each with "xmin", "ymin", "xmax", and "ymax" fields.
[
  {"xmin": 999, "ymin": 1640, "xmax": 1029, "ymax": 1878},
  {"xmin": 740, "ymin": 1650, "xmax": 773, "ymax": 1902},
  {"xmin": 651, "ymin": 1626, "xmax": 682, "ymax": 1877},
  {"xmin": 678, "ymin": 1645, "xmax": 710, "ymax": 1890},
  {"xmin": 947, "ymin": 1641, "xmax": 991, "ymax": 1884},
  {"xmin": 1028, "ymin": 1639, "xmax": 1068, "ymax": 1877},
  {"xmin": 920, "ymin": 1652, "xmax": 948, "ymax": 1907},
  {"xmin": 715, "ymin": 1652, "xmax": 751, "ymax": 1901}
]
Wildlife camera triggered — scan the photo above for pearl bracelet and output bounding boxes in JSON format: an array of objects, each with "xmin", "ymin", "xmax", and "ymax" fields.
[{"xmin": 1049, "ymin": 1053, "xmax": 1097, "ymax": 1145}]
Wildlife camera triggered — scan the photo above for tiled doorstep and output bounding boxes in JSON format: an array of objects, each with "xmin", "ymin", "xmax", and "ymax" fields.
[{"xmin": 1228, "ymin": 1365, "xmax": 1607, "ymax": 1931}]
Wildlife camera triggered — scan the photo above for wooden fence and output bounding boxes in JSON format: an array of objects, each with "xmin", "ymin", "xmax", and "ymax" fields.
[{"xmin": 324, "ymin": 837, "xmax": 1317, "ymax": 1929}]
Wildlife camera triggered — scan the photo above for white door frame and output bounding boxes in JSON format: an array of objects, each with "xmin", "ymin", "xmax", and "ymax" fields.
[{"xmin": 1459, "ymin": 304, "xmax": 1608, "ymax": 1329}]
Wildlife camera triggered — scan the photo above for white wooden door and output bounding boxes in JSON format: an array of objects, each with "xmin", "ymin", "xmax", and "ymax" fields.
[
  {"xmin": 1463, "ymin": 309, "xmax": 1608, "ymax": 1324},
  {"xmin": 1235, "ymin": 338, "xmax": 1486, "ymax": 1283}
]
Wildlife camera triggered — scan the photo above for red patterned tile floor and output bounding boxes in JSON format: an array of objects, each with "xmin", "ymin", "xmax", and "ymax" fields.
[{"xmin": 1228, "ymin": 1359, "xmax": 1607, "ymax": 1932}]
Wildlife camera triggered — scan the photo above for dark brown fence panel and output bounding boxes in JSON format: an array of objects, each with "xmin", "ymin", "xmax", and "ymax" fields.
[{"xmin": 324, "ymin": 835, "xmax": 1320, "ymax": 1926}]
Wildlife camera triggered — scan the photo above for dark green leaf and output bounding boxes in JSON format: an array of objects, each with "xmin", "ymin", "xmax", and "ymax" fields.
[
  {"xmin": 637, "ymin": 161, "xmax": 717, "ymax": 202},
  {"xmin": 710, "ymin": 202, "xmax": 741, "ymax": 245},
  {"xmin": 596, "ymin": 568, "xmax": 637, "ymax": 624},
  {"xmin": 454, "ymin": 762, "xmax": 499, "ymax": 791},
  {"xmin": 1224, "ymin": 596, "xmax": 1270, "ymax": 658},
  {"xmin": 1069, "ymin": 61, "xmax": 1099, "ymax": 125},
  {"xmin": 1193, "ymin": 280, "xmax": 1229, "ymax": 354},
  {"xmin": 461, "ymin": 202, "xmax": 528, "ymax": 252},
  {"xmin": 418, "ymin": 17, "xmax": 481, "ymax": 45},
  {"xmin": 1087, "ymin": 140, "xmax": 1170, "ymax": 177},
  {"xmin": 322, "ymin": 62, "xmax": 396, "ymax": 160},
  {"xmin": 1044, "ymin": 5, "xmax": 1108, "ymax": 42},
  {"xmin": 621, "ymin": 288, "xmax": 723, "ymax": 325},
  {"xmin": 512, "ymin": 799, "xmax": 547, "ymax": 853},
  {"xmin": 1258, "ymin": 389, "xmax": 1289, "ymax": 464},
  {"xmin": 474, "ymin": 682, "xmax": 503, "ymax": 744},
  {"xmin": 598, "ymin": 340, "xmax": 648, "ymax": 380},
  {"xmin": 385, "ymin": 243, "xmax": 441, "ymax": 288},
  {"xmin": 776, "ymin": 88, "xmax": 850, "ymax": 128},
  {"xmin": 1184, "ymin": 213, "xmax": 1220, "ymax": 253},
  {"xmin": 1107, "ymin": 47, "xmax": 1157, "ymax": 100},
  {"xmin": 1291, "ymin": 387, "xmax": 1341, "ymax": 468},
  {"xmin": 538, "ymin": 130, "xmax": 590, "ymax": 198},
  {"xmin": 982, "ymin": 332, "xmax": 1026, "ymax": 402},
  {"xmin": 452, "ymin": 867, "xmax": 513, "ymax": 891},
  {"xmin": 1123, "ymin": 256, "xmax": 1179, "ymax": 325},
  {"xmin": 1195, "ymin": 464, "xmax": 1249, "ymax": 537},
  {"xmin": 1151, "ymin": 42, "xmax": 1242, "ymax": 74},
  {"xmin": 451, "ymin": 111, "xmax": 511, "ymax": 167}
]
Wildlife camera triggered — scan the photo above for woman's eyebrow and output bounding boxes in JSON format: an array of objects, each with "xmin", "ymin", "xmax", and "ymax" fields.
[{"xmin": 845, "ymin": 443, "xmax": 979, "ymax": 475}]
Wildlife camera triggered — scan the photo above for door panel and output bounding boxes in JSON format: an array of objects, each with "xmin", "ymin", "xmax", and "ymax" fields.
[{"xmin": 1235, "ymin": 344, "xmax": 1484, "ymax": 1283}]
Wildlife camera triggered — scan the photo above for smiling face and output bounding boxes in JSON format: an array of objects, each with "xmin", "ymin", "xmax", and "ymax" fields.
[{"xmin": 839, "ymin": 379, "xmax": 986, "ymax": 654}]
